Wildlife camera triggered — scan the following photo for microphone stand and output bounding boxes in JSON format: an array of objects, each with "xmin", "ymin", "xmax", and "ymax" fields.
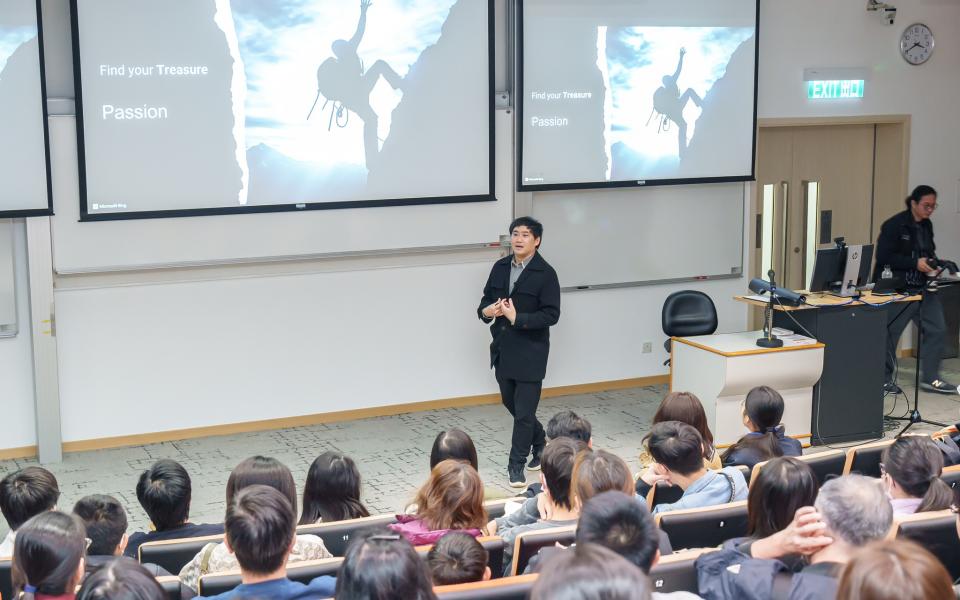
[{"xmin": 757, "ymin": 269, "xmax": 784, "ymax": 348}]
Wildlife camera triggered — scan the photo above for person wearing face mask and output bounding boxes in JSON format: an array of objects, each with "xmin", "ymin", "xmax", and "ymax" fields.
[{"xmin": 879, "ymin": 436, "xmax": 953, "ymax": 515}]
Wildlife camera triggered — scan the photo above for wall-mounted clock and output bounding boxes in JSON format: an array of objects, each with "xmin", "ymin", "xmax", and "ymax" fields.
[{"xmin": 900, "ymin": 23, "xmax": 934, "ymax": 65}]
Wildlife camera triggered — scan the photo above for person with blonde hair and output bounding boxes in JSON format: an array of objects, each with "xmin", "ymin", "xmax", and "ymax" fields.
[{"xmin": 390, "ymin": 460, "xmax": 487, "ymax": 545}]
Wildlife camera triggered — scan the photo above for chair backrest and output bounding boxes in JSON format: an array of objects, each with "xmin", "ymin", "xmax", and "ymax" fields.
[
  {"xmin": 435, "ymin": 573, "xmax": 538, "ymax": 600},
  {"xmin": 843, "ymin": 438, "xmax": 896, "ymax": 477},
  {"xmin": 0, "ymin": 558, "xmax": 12, "ymax": 600},
  {"xmin": 484, "ymin": 498, "xmax": 518, "ymax": 521},
  {"xmin": 654, "ymin": 501, "xmax": 749, "ymax": 550},
  {"xmin": 890, "ymin": 509, "xmax": 960, "ymax": 580},
  {"xmin": 197, "ymin": 556, "xmax": 344, "ymax": 597},
  {"xmin": 941, "ymin": 464, "xmax": 960, "ymax": 498},
  {"xmin": 156, "ymin": 575, "xmax": 183, "ymax": 600},
  {"xmin": 751, "ymin": 449, "xmax": 846, "ymax": 488},
  {"xmin": 733, "ymin": 464, "xmax": 752, "ymax": 486},
  {"xmin": 138, "ymin": 533, "xmax": 224, "ymax": 575},
  {"xmin": 297, "ymin": 513, "xmax": 398, "ymax": 556},
  {"xmin": 649, "ymin": 548, "xmax": 709, "ymax": 594},
  {"xmin": 417, "ymin": 537, "xmax": 506, "ymax": 580},
  {"xmin": 662, "ymin": 291, "xmax": 718, "ymax": 338},
  {"xmin": 510, "ymin": 525, "xmax": 576, "ymax": 576},
  {"xmin": 647, "ymin": 482, "xmax": 685, "ymax": 509}
]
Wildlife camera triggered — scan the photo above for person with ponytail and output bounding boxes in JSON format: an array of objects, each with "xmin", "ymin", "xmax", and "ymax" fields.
[
  {"xmin": 721, "ymin": 386, "xmax": 801, "ymax": 470},
  {"xmin": 880, "ymin": 436, "xmax": 954, "ymax": 515},
  {"xmin": 299, "ymin": 451, "xmax": 370, "ymax": 525},
  {"xmin": 11, "ymin": 511, "xmax": 87, "ymax": 600}
]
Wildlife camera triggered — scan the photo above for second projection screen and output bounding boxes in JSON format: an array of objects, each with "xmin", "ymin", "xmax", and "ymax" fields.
[
  {"xmin": 520, "ymin": 0, "xmax": 757, "ymax": 190},
  {"xmin": 73, "ymin": 0, "xmax": 492, "ymax": 218}
]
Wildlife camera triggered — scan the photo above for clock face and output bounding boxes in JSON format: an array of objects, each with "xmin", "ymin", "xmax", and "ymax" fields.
[{"xmin": 900, "ymin": 23, "xmax": 934, "ymax": 65}]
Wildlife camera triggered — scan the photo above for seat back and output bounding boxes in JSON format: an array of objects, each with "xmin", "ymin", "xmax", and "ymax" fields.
[
  {"xmin": 138, "ymin": 533, "xmax": 224, "ymax": 575},
  {"xmin": 484, "ymin": 498, "xmax": 518, "ymax": 521},
  {"xmin": 662, "ymin": 291, "xmax": 718, "ymax": 338},
  {"xmin": 0, "ymin": 558, "xmax": 12, "ymax": 600},
  {"xmin": 941, "ymin": 464, "xmax": 960, "ymax": 499},
  {"xmin": 891, "ymin": 510, "xmax": 960, "ymax": 580},
  {"xmin": 510, "ymin": 525, "xmax": 576, "ymax": 576},
  {"xmin": 156, "ymin": 576, "xmax": 183, "ymax": 600},
  {"xmin": 435, "ymin": 574, "xmax": 538, "ymax": 599},
  {"xmin": 843, "ymin": 438, "xmax": 896, "ymax": 477},
  {"xmin": 649, "ymin": 549, "xmax": 709, "ymax": 594},
  {"xmin": 655, "ymin": 501, "xmax": 749, "ymax": 550},
  {"xmin": 417, "ymin": 537, "xmax": 506, "ymax": 580},
  {"xmin": 732, "ymin": 464, "xmax": 752, "ymax": 486},
  {"xmin": 297, "ymin": 513, "xmax": 398, "ymax": 556},
  {"xmin": 198, "ymin": 557, "xmax": 344, "ymax": 596},
  {"xmin": 647, "ymin": 483, "xmax": 685, "ymax": 510},
  {"xmin": 751, "ymin": 450, "xmax": 846, "ymax": 488}
]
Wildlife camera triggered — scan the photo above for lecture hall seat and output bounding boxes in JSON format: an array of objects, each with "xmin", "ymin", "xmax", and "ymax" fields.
[
  {"xmin": 509, "ymin": 525, "xmax": 577, "ymax": 576},
  {"xmin": 887, "ymin": 509, "xmax": 960, "ymax": 580},
  {"xmin": 654, "ymin": 501, "xmax": 748, "ymax": 550}
]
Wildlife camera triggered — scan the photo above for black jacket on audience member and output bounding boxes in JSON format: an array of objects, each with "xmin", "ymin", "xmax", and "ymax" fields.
[
  {"xmin": 477, "ymin": 252, "xmax": 561, "ymax": 382},
  {"xmin": 124, "ymin": 522, "xmax": 225, "ymax": 559}
]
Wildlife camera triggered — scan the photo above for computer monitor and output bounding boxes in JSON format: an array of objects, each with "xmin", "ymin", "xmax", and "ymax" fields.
[
  {"xmin": 837, "ymin": 244, "xmax": 873, "ymax": 297},
  {"xmin": 809, "ymin": 247, "xmax": 843, "ymax": 293},
  {"xmin": 808, "ymin": 244, "xmax": 874, "ymax": 295}
]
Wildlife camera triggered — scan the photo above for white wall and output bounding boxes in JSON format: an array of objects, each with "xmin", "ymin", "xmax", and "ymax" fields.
[
  {"xmin": 4, "ymin": 0, "xmax": 960, "ymax": 450},
  {"xmin": 0, "ymin": 221, "xmax": 37, "ymax": 449}
]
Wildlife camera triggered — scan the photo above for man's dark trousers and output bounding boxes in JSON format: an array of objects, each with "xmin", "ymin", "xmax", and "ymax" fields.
[{"xmin": 496, "ymin": 372, "xmax": 546, "ymax": 467}]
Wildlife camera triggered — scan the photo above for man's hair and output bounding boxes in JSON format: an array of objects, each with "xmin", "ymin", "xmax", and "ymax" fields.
[
  {"xmin": 426, "ymin": 532, "xmax": 489, "ymax": 586},
  {"xmin": 546, "ymin": 411, "xmax": 592, "ymax": 444},
  {"xmin": 576, "ymin": 491, "xmax": 660, "ymax": 573},
  {"xmin": 569, "ymin": 449, "xmax": 634, "ymax": 508},
  {"xmin": 541, "ymin": 438, "xmax": 584, "ymax": 511},
  {"xmin": 509, "ymin": 216, "xmax": 544, "ymax": 241},
  {"xmin": 531, "ymin": 543, "xmax": 651, "ymax": 600},
  {"xmin": 135, "ymin": 460, "xmax": 192, "ymax": 532},
  {"xmin": 0, "ymin": 467, "xmax": 60, "ymax": 531},
  {"xmin": 73, "ymin": 495, "xmax": 128, "ymax": 556},
  {"xmin": 815, "ymin": 475, "xmax": 892, "ymax": 547},
  {"xmin": 647, "ymin": 421, "xmax": 704, "ymax": 476},
  {"xmin": 225, "ymin": 485, "xmax": 296, "ymax": 575}
]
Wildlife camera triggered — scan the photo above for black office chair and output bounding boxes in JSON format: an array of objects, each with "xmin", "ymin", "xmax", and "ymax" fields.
[{"xmin": 662, "ymin": 291, "xmax": 718, "ymax": 365}]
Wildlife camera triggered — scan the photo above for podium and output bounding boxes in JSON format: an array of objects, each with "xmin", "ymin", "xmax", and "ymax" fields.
[
  {"xmin": 671, "ymin": 332, "xmax": 824, "ymax": 447},
  {"xmin": 737, "ymin": 292, "xmax": 920, "ymax": 445}
]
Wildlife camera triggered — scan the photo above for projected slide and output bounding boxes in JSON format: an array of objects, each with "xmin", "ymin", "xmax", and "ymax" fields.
[
  {"xmin": 0, "ymin": 0, "xmax": 51, "ymax": 216},
  {"xmin": 73, "ymin": 0, "xmax": 492, "ymax": 219},
  {"xmin": 520, "ymin": 0, "xmax": 757, "ymax": 190}
]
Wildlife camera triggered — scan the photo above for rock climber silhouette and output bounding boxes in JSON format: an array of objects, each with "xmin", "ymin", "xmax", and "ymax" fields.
[{"xmin": 651, "ymin": 47, "xmax": 702, "ymax": 159}]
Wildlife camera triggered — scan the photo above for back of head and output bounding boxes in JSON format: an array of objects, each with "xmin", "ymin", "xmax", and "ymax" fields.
[
  {"xmin": 76, "ymin": 557, "xmax": 165, "ymax": 600},
  {"xmin": 429, "ymin": 429, "xmax": 479, "ymax": 471},
  {"xmin": 300, "ymin": 451, "xmax": 370, "ymax": 525},
  {"xmin": 73, "ymin": 494, "xmax": 128, "ymax": 556},
  {"xmin": 747, "ymin": 457, "xmax": 818, "ymax": 538},
  {"xmin": 415, "ymin": 460, "xmax": 487, "ymax": 531},
  {"xmin": 541, "ymin": 438, "xmax": 585, "ymax": 511},
  {"xmin": 576, "ymin": 491, "xmax": 659, "ymax": 573},
  {"xmin": 135, "ymin": 459, "xmax": 191, "ymax": 532},
  {"xmin": 12, "ymin": 511, "xmax": 86, "ymax": 599},
  {"xmin": 837, "ymin": 540, "xmax": 953, "ymax": 600},
  {"xmin": 570, "ymin": 449, "xmax": 634, "ymax": 508},
  {"xmin": 226, "ymin": 455, "xmax": 298, "ymax": 516},
  {"xmin": 652, "ymin": 392, "xmax": 714, "ymax": 452},
  {"xmin": 225, "ymin": 485, "xmax": 296, "ymax": 576},
  {"xmin": 531, "ymin": 542, "xmax": 652, "ymax": 600},
  {"xmin": 546, "ymin": 410, "xmax": 592, "ymax": 444},
  {"xmin": 881, "ymin": 436, "xmax": 953, "ymax": 512},
  {"xmin": 815, "ymin": 475, "xmax": 892, "ymax": 547},
  {"xmin": 646, "ymin": 421, "xmax": 704, "ymax": 476},
  {"xmin": 426, "ymin": 531, "xmax": 488, "ymax": 586},
  {"xmin": 721, "ymin": 386, "xmax": 785, "ymax": 463},
  {"xmin": 0, "ymin": 466, "xmax": 60, "ymax": 531},
  {"xmin": 336, "ymin": 528, "xmax": 438, "ymax": 600}
]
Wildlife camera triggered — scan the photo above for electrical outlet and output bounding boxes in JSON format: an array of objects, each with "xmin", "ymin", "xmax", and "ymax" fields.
[{"xmin": 642, "ymin": 341, "xmax": 653, "ymax": 353}]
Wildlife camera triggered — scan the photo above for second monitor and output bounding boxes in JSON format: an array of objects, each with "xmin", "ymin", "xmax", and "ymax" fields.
[{"xmin": 809, "ymin": 243, "xmax": 874, "ymax": 296}]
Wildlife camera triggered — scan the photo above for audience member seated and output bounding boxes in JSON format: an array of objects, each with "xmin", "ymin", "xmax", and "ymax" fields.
[
  {"xmin": 389, "ymin": 460, "xmax": 486, "ymax": 545},
  {"xmin": 496, "ymin": 438, "xmax": 584, "ymax": 575},
  {"xmin": 196, "ymin": 485, "xmax": 336, "ymax": 599},
  {"xmin": 522, "ymin": 410, "xmax": 593, "ymax": 497},
  {"xmin": 636, "ymin": 422, "xmax": 748, "ymax": 515},
  {"xmin": 430, "ymin": 429, "xmax": 480, "ymax": 470},
  {"xmin": 696, "ymin": 474, "xmax": 893, "ymax": 600},
  {"xmin": 72, "ymin": 494, "xmax": 171, "ymax": 577},
  {"xmin": 720, "ymin": 386, "xmax": 801, "ymax": 470},
  {"xmin": 531, "ymin": 542, "xmax": 652, "ymax": 600},
  {"xmin": 836, "ymin": 539, "xmax": 954, "ymax": 600},
  {"xmin": 0, "ymin": 467, "xmax": 60, "ymax": 557},
  {"xmin": 11, "ymin": 511, "xmax": 86, "ymax": 600},
  {"xmin": 298, "ymin": 451, "xmax": 370, "ymax": 525},
  {"xmin": 426, "ymin": 531, "xmax": 491, "ymax": 586},
  {"xmin": 124, "ymin": 459, "xmax": 223, "ymax": 559},
  {"xmin": 179, "ymin": 456, "xmax": 332, "ymax": 591},
  {"xmin": 335, "ymin": 528, "xmax": 438, "ymax": 600},
  {"xmin": 880, "ymin": 436, "xmax": 953, "ymax": 515},
  {"xmin": 76, "ymin": 557, "xmax": 166, "ymax": 600},
  {"xmin": 639, "ymin": 392, "xmax": 721, "ymax": 472},
  {"xmin": 745, "ymin": 457, "xmax": 819, "ymax": 540}
]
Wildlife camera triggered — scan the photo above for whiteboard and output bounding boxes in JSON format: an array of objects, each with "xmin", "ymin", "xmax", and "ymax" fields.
[
  {"xmin": 532, "ymin": 183, "xmax": 744, "ymax": 289},
  {"xmin": 50, "ymin": 111, "xmax": 514, "ymax": 273},
  {"xmin": 0, "ymin": 219, "xmax": 16, "ymax": 334}
]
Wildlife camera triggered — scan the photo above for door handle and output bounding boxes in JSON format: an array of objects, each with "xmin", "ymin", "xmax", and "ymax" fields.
[{"xmin": 794, "ymin": 247, "xmax": 801, "ymax": 254}]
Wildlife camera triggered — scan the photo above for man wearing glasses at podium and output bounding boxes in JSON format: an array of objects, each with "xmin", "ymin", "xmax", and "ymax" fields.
[{"xmin": 875, "ymin": 184, "xmax": 959, "ymax": 395}]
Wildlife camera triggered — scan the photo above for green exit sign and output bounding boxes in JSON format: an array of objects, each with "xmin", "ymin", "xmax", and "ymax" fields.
[{"xmin": 807, "ymin": 80, "xmax": 865, "ymax": 99}]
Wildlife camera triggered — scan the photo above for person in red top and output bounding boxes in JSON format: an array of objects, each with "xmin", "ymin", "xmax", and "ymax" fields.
[
  {"xmin": 390, "ymin": 460, "xmax": 486, "ymax": 545},
  {"xmin": 11, "ymin": 511, "xmax": 86, "ymax": 600}
]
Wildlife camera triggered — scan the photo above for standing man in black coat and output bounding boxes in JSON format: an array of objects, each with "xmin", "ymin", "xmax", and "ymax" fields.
[
  {"xmin": 875, "ymin": 184, "xmax": 958, "ymax": 395},
  {"xmin": 478, "ymin": 217, "xmax": 561, "ymax": 487}
]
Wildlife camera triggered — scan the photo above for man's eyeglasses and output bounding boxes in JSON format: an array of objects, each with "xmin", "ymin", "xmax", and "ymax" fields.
[{"xmin": 919, "ymin": 203, "xmax": 938, "ymax": 211}]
